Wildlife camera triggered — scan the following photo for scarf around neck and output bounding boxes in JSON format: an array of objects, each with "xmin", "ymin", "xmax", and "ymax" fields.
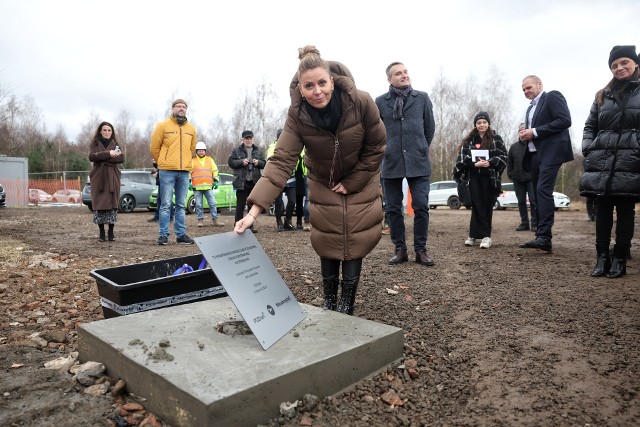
[
  {"xmin": 305, "ymin": 86, "xmax": 343, "ymax": 134},
  {"xmin": 389, "ymin": 85, "xmax": 413, "ymax": 120}
]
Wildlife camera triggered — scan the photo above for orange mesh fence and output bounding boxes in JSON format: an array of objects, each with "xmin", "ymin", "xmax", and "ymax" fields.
[{"xmin": 1, "ymin": 178, "xmax": 82, "ymax": 206}]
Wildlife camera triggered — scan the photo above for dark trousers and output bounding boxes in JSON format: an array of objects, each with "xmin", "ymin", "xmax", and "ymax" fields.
[
  {"xmin": 469, "ymin": 173, "xmax": 495, "ymax": 238},
  {"xmin": 535, "ymin": 162, "xmax": 561, "ymax": 240},
  {"xmin": 235, "ymin": 180, "xmax": 256, "ymax": 223},
  {"xmin": 512, "ymin": 179, "xmax": 537, "ymax": 226},
  {"xmin": 283, "ymin": 187, "xmax": 296, "ymax": 220},
  {"xmin": 320, "ymin": 257, "xmax": 363, "ymax": 282},
  {"xmin": 274, "ymin": 191, "xmax": 284, "ymax": 221},
  {"xmin": 383, "ymin": 176, "xmax": 430, "ymax": 252},
  {"xmin": 595, "ymin": 197, "xmax": 635, "ymax": 246}
]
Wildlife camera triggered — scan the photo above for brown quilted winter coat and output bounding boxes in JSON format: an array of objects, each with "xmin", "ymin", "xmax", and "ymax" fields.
[{"xmin": 248, "ymin": 63, "xmax": 386, "ymax": 260}]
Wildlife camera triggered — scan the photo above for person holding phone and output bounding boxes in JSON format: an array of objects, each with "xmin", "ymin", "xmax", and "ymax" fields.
[
  {"xmin": 88, "ymin": 121, "xmax": 123, "ymax": 242},
  {"xmin": 453, "ymin": 112, "xmax": 507, "ymax": 248}
]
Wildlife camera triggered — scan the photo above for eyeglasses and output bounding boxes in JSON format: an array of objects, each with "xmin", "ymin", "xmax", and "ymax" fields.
[{"xmin": 243, "ymin": 137, "xmax": 253, "ymax": 140}]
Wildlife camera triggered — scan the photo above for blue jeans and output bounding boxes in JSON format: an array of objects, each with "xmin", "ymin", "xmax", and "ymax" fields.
[
  {"xmin": 153, "ymin": 180, "xmax": 174, "ymax": 221},
  {"xmin": 194, "ymin": 188, "xmax": 219, "ymax": 220},
  {"xmin": 159, "ymin": 170, "xmax": 189, "ymax": 238},
  {"xmin": 383, "ymin": 176, "xmax": 430, "ymax": 252},
  {"xmin": 512, "ymin": 179, "xmax": 537, "ymax": 225}
]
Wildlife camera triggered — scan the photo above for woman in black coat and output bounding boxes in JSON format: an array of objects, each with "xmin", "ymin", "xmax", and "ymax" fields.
[
  {"xmin": 453, "ymin": 112, "xmax": 507, "ymax": 249},
  {"xmin": 580, "ymin": 45, "xmax": 640, "ymax": 278}
]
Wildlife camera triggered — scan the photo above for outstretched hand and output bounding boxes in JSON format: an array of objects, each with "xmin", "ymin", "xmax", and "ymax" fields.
[{"xmin": 234, "ymin": 213, "xmax": 256, "ymax": 234}]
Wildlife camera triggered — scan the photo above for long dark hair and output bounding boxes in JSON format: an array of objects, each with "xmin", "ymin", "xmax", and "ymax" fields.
[
  {"xmin": 457, "ymin": 127, "xmax": 495, "ymax": 151},
  {"xmin": 92, "ymin": 121, "xmax": 118, "ymax": 144},
  {"xmin": 596, "ymin": 67, "xmax": 639, "ymax": 106}
]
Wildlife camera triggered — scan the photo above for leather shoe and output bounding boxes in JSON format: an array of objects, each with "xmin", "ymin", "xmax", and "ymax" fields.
[
  {"xmin": 388, "ymin": 248, "xmax": 408, "ymax": 265},
  {"xmin": 519, "ymin": 237, "xmax": 552, "ymax": 252},
  {"xmin": 415, "ymin": 250, "xmax": 435, "ymax": 266},
  {"xmin": 515, "ymin": 223, "xmax": 529, "ymax": 231}
]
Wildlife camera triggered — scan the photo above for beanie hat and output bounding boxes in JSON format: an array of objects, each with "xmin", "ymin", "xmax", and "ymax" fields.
[
  {"xmin": 172, "ymin": 98, "xmax": 188, "ymax": 108},
  {"xmin": 241, "ymin": 130, "xmax": 254, "ymax": 138},
  {"xmin": 608, "ymin": 45, "xmax": 639, "ymax": 68},
  {"xmin": 276, "ymin": 128, "xmax": 283, "ymax": 140},
  {"xmin": 474, "ymin": 112, "xmax": 490, "ymax": 126}
]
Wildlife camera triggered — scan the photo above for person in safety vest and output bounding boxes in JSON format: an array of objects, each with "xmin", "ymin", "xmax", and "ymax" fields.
[
  {"xmin": 267, "ymin": 129, "xmax": 286, "ymax": 231},
  {"xmin": 191, "ymin": 142, "xmax": 225, "ymax": 227}
]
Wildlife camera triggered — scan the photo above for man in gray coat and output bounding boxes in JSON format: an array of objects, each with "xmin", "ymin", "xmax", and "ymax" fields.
[{"xmin": 376, "ymin": 62, "xmax": 436, "ymax": 266}]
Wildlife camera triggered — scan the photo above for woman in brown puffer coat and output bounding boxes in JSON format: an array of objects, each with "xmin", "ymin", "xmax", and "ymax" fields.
[{"xmin": 235, "ymin": 45, "xmax": 386, "ymax": 315}]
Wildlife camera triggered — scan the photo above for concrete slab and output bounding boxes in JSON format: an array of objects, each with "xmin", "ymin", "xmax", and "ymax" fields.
[{"xmin": 77, "ymin": 297, "xmax": 403, "ymax": 427}]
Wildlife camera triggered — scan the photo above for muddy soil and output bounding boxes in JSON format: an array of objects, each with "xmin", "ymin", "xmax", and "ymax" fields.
[{"xmin": 0, "ymin": 205, "xmax": 638, "ymax": 426}]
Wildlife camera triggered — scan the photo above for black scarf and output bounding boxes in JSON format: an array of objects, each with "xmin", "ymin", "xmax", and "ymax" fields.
[
  {"xmin": 305, "ymin": 87, "xmax": 342, "ymax": 134},
  {"xmin": 389, "ymin": 84, "xmax": 413, "ymax": 120},
  {"xmin": 98, "ymin": 136, "xmax": 111, "ymax": 149}
]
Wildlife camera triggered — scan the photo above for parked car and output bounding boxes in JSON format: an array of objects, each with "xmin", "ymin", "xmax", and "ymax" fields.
[
  {"xmin": 82, "ymin": 170, "xmax": 156, "ymax": 213},
  {"xmin": 149, "ymin": 172, "xmax": 237, "ymax": 214},
  {"xmin": 29, "ymin": 189, "xmax": 53, "ymax": 203},
  {"xmin": 429, "ymin": 180, "xmax": 471, "ymax": 210},
  {"xmin": 494, "ymin": 182, "xmax": 570, "ymax": 210},
  {"xmin": 0, "ymin": 183, "xmax": 5, "ymax": 207},
  {"xmin": 52, "ymin": 189, "xmax": 82, "ymax": 203}
]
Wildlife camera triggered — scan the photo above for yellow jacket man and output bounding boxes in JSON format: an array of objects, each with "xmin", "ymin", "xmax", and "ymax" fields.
[{"xmin": 149, "ymin": 98, "xmax": 198, "ymax": 245}]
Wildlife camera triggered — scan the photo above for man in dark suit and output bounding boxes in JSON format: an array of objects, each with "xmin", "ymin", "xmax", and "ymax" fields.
[
  {"xmin": 376, "ymin": 62, "xmax": 436, "ymax": 266},
  {"xmin": 518, "ymin": 75, "xmax": 573, "ymax": 252}
]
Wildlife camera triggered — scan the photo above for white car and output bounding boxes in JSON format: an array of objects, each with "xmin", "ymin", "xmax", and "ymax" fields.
[
  {"xmin": 429, "ymin": 181, "xmax": 470, "ymax": 210},
  {"xmin": 494, "ymin": 182, "xmax": 570, "ymax": 210}
]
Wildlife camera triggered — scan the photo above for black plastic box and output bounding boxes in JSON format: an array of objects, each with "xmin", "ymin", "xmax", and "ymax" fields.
[{"xmin": 90, "ymin": 254, "xmax": 227, "ymax": 318}]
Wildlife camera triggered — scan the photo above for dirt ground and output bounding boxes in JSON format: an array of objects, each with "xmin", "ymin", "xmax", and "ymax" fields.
[{"xmin": 0, "ymin": 204, "xmax": 638, "ymax": 426}]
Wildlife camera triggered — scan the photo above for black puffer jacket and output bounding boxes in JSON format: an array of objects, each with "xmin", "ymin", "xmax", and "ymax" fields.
[{"xmin": 580, "ymin": 80, "xmax": 640, "ymax": 201}]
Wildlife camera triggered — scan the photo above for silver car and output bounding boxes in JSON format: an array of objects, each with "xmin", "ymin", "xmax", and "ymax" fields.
[
  {"xmin": 82, "ymin": 170, "xmax": 156, "ymax": 213},
  {"xmin": 429, "ymin": 180, "xmax": 470, "ymax": 210},
  {"xmin": 494, "ymin": 182, "xmax": 571, "ymax": 210}
]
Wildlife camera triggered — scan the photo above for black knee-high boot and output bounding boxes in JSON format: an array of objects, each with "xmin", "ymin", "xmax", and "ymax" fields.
[
  {"xmin": 320, "ymin": 258, "xmax": 340, "ymax": 310},
  {"xmin": 337, "ymin": 259, "xmax": 363, "ymax": 315},
  {"xmin": 108, "ymin": 224, "xmax": 115, "ymax": 241},
  {"xmin": 98, "ymin": 224, "xmax": 106, "ymax": 242},
  {"xmin": 607, "ymin": 244, "xmax": 628, "ymax": 279},
  {"xmin": 591, "ymin": 242, "xmax": 610, "ymax": 277}
]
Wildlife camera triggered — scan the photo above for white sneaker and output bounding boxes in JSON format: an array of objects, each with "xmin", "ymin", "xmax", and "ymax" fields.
[
  {"xmin": 465, "ymin": 237, "xmax": 476, "ymax": 246},
  {"xmin": 480, "ymin": 237, "xmax": 492, "ymax": 248}
]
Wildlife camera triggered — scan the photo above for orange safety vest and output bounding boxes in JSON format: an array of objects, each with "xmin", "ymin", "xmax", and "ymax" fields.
[{"xmin": 191, "ymin": 156, "xmax": 215, "ymax": 188}]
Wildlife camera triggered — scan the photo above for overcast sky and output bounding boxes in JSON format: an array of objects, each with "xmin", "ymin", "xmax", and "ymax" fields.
[{"xmin": 1, "ymin": 0, "xmax": 638, "ymax": 148}]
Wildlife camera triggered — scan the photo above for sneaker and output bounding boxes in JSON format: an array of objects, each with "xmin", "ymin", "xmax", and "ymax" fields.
[
  {"xmin": 480, "ymin": 237, "xmax": 492, "ymax": 249},
  {"xmin": 381, "ymin": 227, "xmax": 390, "ymax": 235},
  {"xmin": 157, "ymin": 235, "xmax": 168, "ymax": 245},
  {"xmin": 197, "ymin": 219, "xmax": 204, "ymax": 227},
  {"xmin": 303, "ymin": 224, "xmax": 311, "ymax": 231},
  {"xmin": 465, "ymin": 237, "xmax": 476, "ymax": 246},
  {"xmin": 212, "ymin": 218, "xmax": 225, "ymax": 227},
  {"xmin": 176, "ymin": 234, "xmax": 195, "ymax": 245},
  {"xmin": 147, "ymin": 217, "xmax": 158, "ymax": 223}
]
